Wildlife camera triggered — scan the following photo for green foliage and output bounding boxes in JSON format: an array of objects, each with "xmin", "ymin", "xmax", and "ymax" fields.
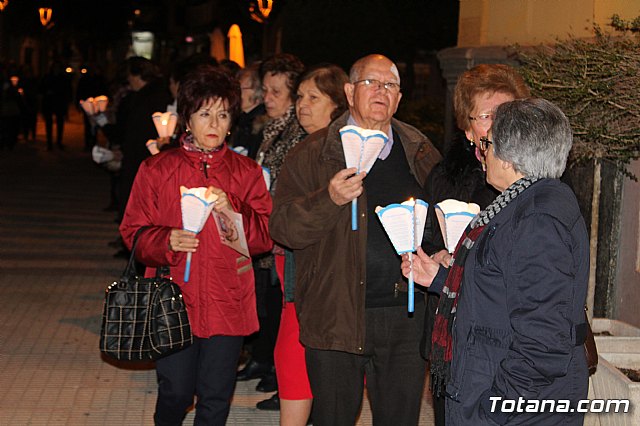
[
  {"xmin": 514, "ymin": 21, "xmax": 640, "ymax": 179},
  {"xmin": 611, "ymin": 14, "xmax": 640, "ymax": 33}
]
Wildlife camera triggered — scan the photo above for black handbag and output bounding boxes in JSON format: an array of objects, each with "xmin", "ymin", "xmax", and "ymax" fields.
[{"xmin": 99, "ymin": 229, "xmax": 193, "ymax": 361}]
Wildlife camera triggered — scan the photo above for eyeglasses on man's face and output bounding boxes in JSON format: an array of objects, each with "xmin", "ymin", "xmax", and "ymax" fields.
[
  {"xmin": 479, "ymin": 136, "xmax": 493, "ymax": 152},
  {"xmin": 469, "ymin": 113, "xmax": 494, "ymax": 124},
  {"xmin": 353, "ymin": 79, "xmax": 400, "ymax": 92}
]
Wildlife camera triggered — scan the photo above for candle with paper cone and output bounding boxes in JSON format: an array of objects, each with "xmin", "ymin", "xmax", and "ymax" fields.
[
  {"xmin": 95, "ymin": 95, "xmax": 108, "ymax": 112},
  {"xmin": 152, "ymin": 111, "xmax": 178, "ymax": 138},
  {"xmin": 180, "ymin": 186, "xmax": 218, "ymax": 282},
  {"xmin": 374, "ymin": 197, "xmax": 429, "ymax": 312},
  {"xmin": 338, "ymin": 125, "xmax": 388, "ymax": 231}
]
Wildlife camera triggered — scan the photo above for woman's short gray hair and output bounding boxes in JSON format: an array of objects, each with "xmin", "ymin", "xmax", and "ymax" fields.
[{"xmin": 491, "ymin": 98, "xmax": 573, "ymax": 179}]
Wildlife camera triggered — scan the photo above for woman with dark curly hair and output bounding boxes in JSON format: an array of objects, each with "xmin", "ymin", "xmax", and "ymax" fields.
[{"xmin": 119, "ymin": 64, "xmax": 272, "ymax": 425}]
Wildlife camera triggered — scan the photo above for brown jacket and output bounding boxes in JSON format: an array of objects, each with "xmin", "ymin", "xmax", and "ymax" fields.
[{"xmin": 269, "ymin": 112, "xmax": 442, "ymax": 354}]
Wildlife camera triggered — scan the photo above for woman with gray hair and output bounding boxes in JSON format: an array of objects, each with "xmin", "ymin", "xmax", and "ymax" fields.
[
  {"xmin": 228, "ymin": 63, "xmax": 268, "ymax": 159},
  {"xmin": 402, "ymin": 98, "xmax": 589, "ymax": 425}
]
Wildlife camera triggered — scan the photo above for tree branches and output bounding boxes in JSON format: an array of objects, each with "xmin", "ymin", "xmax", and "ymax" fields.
[{"xmin": 513, "ymin": 22, "xmax": 640, "ymax": 178}]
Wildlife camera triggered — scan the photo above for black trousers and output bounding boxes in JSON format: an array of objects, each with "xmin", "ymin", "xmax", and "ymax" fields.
[
  {"xmin": 154, "ymin": 335, "xmax": 243, "ymax": 426},
  {"xmin": 43, "ymin": 110, "xmax": 65, "ymax": 148},
  {"xmin": 248, "ymin": 267, "xmax": 281, "ymax": 364},
  {"xmin": 306, "ymin": 301, "xmax": 426, "ymax": 426}
]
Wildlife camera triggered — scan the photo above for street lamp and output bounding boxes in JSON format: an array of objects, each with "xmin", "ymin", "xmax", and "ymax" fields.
[
  {"xmin": 0, "ymin": 0, "xmax": 7, "ymax": 62},
  {"xmin": 258, "ymin": 0, "xmax": 273, "ymax": 19},
  {"xmin": 227, "ymin": 24, "xmax": 245, "ymax": 68},
  {"xmin": 249, "ymin": 0, "xmax": 273, "ymax": 24},
  {"xmin": 249, "ymin": 1, "xmax": 275, "ymax": 57},
  {"xmin": 39, "ymin": 7, "xmax": 53, "ymax": 27}
]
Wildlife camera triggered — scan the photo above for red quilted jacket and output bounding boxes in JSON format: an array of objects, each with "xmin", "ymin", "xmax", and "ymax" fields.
[{"xmin": 120, "ymin": 144, "xmax": 272, "ymax": 337}]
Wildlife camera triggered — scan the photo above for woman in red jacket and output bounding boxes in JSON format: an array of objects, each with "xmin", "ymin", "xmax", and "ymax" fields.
[{"xmin": 119, "ymin": 65, "xmax": 272, "ymax": 425}]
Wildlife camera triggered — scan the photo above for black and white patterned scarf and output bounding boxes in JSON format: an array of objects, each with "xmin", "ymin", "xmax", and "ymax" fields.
[
  {"xmin": 257, "ymin": 105, "xmax": 307, "ymax": 191},
  {"xmin": 256, "ymin": 105, "xmax": 307, "ymax": 270}
]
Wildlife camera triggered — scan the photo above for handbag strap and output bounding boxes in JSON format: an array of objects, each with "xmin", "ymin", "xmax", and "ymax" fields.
[
  {"xmin": 120, "ymin": 227, "xmax": 171, "ymax": 284},
  {"xmin": 156, "ymin": 265, "xmax": 170, "ymax": 277},
  {"xmin": 120, "ymin": 226, "xmax": 149, "ymax": 284}
]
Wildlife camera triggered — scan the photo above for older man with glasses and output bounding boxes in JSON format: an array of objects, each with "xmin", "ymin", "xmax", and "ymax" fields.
[{"xmin": 269, "ymin": 54, "xmax": 442, "ymax": 425}]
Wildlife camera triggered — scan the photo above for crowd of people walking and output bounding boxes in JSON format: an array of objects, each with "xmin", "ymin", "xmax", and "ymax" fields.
[
  {"xmin": 0, "ymin": 59, "xmax": 108, "ymax": 152},
  {"xmin": 2, "ymin": 49, "xmax": 590, "ymax": 426}
]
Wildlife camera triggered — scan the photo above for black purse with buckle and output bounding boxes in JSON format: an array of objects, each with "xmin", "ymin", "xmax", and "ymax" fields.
[{"xmin": 99, "ymin": 228, "xmax": 193, "ymax": 361}]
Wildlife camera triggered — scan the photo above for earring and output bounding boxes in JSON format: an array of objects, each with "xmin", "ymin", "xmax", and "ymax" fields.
[
  {"xmin": 469, "ymin": 139, "xmax": 474, "ymax": 146},
  {"xmin": 227, "ymin": 131, "xmax": 231, "ymax": 136}
]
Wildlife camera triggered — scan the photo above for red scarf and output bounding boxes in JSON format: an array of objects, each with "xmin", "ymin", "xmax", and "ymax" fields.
[{"xmin": 430, "ymin": 224, "xmax": 486, "ymax": 396}]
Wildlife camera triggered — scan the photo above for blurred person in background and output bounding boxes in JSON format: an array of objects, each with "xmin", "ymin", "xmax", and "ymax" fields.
[
  {"xmin": 39, "ymin": 60, "xmax": 72, "ymax": 151},
  {"xmin": 227, "ymin": 63, "xmax": 268, "ymax": 159},
  {"xmin": 18, "ymin": 64, "xmax": 38, "ymax": 143},
  {"xmin": 116, "ymin": 56, "xmax": 172, "ymax": 228},
  {"xmin": 0, "ymin": 63, "xmax": 22, "ymax": 151},
  {"xmin": 76, "ymin": 63, "xmax": 108, "ymax": 151}
]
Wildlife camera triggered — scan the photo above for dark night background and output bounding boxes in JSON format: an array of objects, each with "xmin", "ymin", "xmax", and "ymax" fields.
[
  {"xmin": 0, "ymin": 0, "xmax": 458, "ymax": 147},
  {"xmin": 1, "ymin": 0, "xmax": 458, "ymax": 73}
]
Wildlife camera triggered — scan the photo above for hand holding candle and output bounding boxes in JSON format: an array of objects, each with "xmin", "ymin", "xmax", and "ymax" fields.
[
  {"xmin": 328, "ymin": 168, "xmax": 365, "ymax": 206},
  {"xmin": 401, "ymin": 247, "xmax": 439, "ymax": 287},
  {"xmin": 146, "ymin": 139, "xmax": 160, "ymax": 155},
  {"xmin": 180, "ymin": 186, "xmax": 218, "ymax": 282},
  {"xmin": 169, "ymin": 229, "xmax": 199, "ymax": 253}
]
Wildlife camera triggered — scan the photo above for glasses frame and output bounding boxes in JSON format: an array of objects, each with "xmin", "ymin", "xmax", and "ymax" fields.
[
  {"xmin": 468, "ymin": 113, "xmax": 494, "ymax": 123},
  {"xmin": 352, "ymin": 79, "xmax": 400, "ymax": 92}
]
